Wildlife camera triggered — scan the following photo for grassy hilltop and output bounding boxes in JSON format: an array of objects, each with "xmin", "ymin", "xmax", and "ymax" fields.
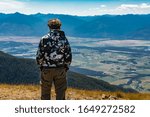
[{"xmin": 0, "ymin": 84, "xmax": 150, "ymax": 100}]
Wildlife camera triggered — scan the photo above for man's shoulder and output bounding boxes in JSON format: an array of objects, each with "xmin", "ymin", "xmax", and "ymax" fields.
[{"xmin": 41, "ymin": 33, "xmax": 51, "ymax": 40}]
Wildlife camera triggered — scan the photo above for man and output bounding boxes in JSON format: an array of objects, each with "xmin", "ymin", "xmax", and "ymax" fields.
[{"xmin": 36, "ymin": 19, "xmax": 72, "ymax": 100}]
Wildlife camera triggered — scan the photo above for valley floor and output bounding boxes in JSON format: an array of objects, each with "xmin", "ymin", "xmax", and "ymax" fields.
[{"xmin": 0, "ymin": 84, "xmax": 150, "ymax": 100}]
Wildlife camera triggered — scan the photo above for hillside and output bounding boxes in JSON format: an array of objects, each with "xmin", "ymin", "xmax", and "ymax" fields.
[
  {"xmin": 0, "ymin": 13, "xmax": 150, "ymax": 39},
  {"xmin": 0, "ymin": 51, "xmax": 136, "ymax": 92}
]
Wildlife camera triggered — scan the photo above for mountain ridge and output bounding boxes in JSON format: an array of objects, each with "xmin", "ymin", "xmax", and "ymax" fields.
[{"xmin": 0, "ymin": 12, "xmax": 150, "ymax": 39}]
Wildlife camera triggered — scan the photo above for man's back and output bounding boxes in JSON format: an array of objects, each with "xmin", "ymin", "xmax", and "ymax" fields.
[{"xmin": 36, "ymin": 29, "xmax": 72, "ymax": 69}]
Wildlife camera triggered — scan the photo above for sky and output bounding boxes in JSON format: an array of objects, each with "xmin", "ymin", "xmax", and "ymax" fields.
[{"xmin": 0, "ymin": 0, "xmax": 150, "ymax": 16}]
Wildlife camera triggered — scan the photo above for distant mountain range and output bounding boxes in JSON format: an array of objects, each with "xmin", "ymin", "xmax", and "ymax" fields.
[
  {"xmin": 0, "ymin": 50, "xmax": 136, "ymax": 92},
  {"xmin": 0, "ymin": 12, "xmax": 150, "ymax": 39}
]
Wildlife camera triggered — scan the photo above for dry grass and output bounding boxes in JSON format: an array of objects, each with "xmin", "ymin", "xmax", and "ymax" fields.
[
  {"xmin": 0, "ymin": 84, "xmax": 40, "ymax": 100},
  {"xmin": 0, "ymin": 84, "xmax": 150, "ymax": 100}
]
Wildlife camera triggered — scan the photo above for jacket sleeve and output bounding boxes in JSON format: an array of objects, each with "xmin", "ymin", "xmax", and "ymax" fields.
[
  {"xmin": 64, "ymin": 38, "xmax": 72, "ymax": 68},
  {"xmin": 36, "ymin": 39, "xmax": 44, "ymax": 66}
]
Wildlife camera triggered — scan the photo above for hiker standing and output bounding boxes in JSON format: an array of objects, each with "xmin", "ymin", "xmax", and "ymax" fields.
[{"xmin": 36, "ymin": 19, "xmax": 72, "ymax": 100}]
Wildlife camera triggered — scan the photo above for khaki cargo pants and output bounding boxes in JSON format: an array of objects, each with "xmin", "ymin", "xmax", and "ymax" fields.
[{"xmin": 40, "ymin": 68, "xmax": 67, "ymax": 100}]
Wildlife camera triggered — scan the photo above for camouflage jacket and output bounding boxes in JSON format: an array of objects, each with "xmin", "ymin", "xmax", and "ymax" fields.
[{"xmin": 36, "ymin": 29, "xmax": 72, "ymax": 69}]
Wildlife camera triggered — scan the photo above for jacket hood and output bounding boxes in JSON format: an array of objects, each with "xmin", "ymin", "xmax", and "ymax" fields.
[{"xmin": 50, "ymin": 29, "xmax": 65, "ymax": 37}]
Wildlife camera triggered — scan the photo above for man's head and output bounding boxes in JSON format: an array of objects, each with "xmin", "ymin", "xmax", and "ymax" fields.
[{"xmin": 48, "ymin": 18, "xmax": 62, "ymax": 30}]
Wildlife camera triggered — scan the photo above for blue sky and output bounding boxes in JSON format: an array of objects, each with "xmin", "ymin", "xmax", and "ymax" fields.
[{"xmin": 0, "ymin": 0, "xmax": 150, "ymax": 16}]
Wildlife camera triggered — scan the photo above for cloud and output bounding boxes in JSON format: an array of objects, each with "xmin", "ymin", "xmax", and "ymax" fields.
[
  {"xmin": 100, "ymin": 5, "xmax": 107, "ymax": 8},
  {"xmin": 86, "ymin": 3, "xmax": 150, "ymax": 16},
  {"xmin": 114, "ymin": 3, "xmax": 150, "ymax": 14},
  {"xmin": 0, "ymin": 0, "xmax": 25, "ymax": 13},
  {"xmin": 118, "ymin": 3, "xmax": 150, "ymax": 9},
  {"xmin": 139, "ymin": 3, "xmax": 150, "ymax": 8},
  {"xmin": 119, "ymin": 4, "xmax": 139, "ymax": 9}
]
